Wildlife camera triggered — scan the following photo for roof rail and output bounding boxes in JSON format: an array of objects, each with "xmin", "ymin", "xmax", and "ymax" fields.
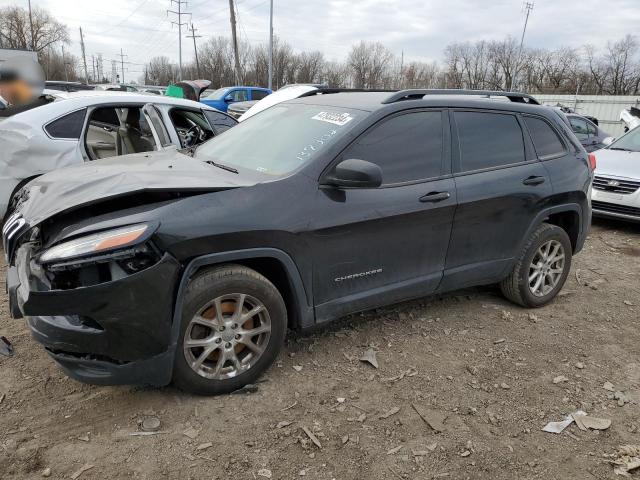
[
  {"xmin": 299, "ymin": 88, "xmax": 395, "ymax": 98},
  {"xmin": 381, "ymin": 89, "xmax": 540, "ymax": 105}
]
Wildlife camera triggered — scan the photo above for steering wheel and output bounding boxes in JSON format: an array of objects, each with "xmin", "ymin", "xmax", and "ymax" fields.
[{"xmin": 183, "ymin": 124, "xmax": 204, "ymax": 147}]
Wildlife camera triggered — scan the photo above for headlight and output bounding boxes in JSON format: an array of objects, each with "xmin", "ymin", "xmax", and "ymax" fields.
[{"xmin": 40, "ymin": 224, "xmax": 149, "ymax": 263}]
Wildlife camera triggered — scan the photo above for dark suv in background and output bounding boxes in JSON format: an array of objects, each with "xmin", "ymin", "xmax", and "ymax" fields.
[{"xmin": 4, "ymin": 89, "xmax": 593, "ymax": 394}]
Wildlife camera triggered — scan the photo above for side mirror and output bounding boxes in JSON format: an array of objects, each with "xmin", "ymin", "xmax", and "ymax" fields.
[
  {"xmin": 322, "ymin": 159, "xmax": 382, "ymax": 189},
  {"xmin": 602, "ymin": 136, "xmax": 615, "ymax": 146},
  {"xmin": 224, "ymin": 94, "xmax": 234, "ymax": 103}
]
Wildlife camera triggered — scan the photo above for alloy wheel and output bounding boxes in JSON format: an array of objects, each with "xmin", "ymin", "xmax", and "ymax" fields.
[
  {"xmin": 528, "ymin": 239, "xmax": 565, "ymax": 297},
  {"xmin": 183, "ymin": 293, "xmax": 271, "ymax": 380}
]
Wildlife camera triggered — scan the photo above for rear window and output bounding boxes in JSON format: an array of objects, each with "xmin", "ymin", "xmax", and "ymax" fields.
[
  {"xmin": 44, "ymin": 109, "xmax": 87, "ymax": 139},
  {"xmin": 252, "ymin": 90, "xmax": 269, "ymax": 100},
  {"xmin": 455, "ymin": 111, "xmax": 525, "ymax": 171},
  {"xmin": 524, "ymin": 116, "xmax": 565, "ymax": 158}
]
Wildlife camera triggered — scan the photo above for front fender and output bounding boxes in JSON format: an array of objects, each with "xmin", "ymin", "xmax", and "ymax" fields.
[{"xmin": 170, "ymin": 248, "xmax": 314, "ymax": 347}]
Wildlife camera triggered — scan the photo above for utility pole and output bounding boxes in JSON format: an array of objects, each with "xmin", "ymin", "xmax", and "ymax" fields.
[
  {"xmin": 117, "ymin": 48, "xmax": 128, "ymax": 83},
  {"xmin": 268, "ymin": 0, "xmax": 273, "ymax": 90},
  {"xmin": 91, "ymin": 55, "xmax": 96, "ymax": 83},
  {"xmin": 79, "ymin": 27, "xmax": 89, "ymax": 85},
  {"xmin": 511, "ymin": 1, "xmax": 534, "ymax": 91},
  {"xmin": 167, "ymin": 0, "xmax": 191, "ymax": 81},
  {"xmin": 228, "ymin": 0, "xmax": 242, "ymax": 84},
  {"xmin": 186, "ymin": 23, "xmax": 202, "ymax": 78},
  {"xmin": 111, "ymin": 60, "xmax": 117, "ymax": 83},
  {"xmin": 61, "ymin": 45, "xmax": 69, "ymax": 82},
  {"xmin": 27, "ymin": 0, "xmax": 35, "ymax": 50}
]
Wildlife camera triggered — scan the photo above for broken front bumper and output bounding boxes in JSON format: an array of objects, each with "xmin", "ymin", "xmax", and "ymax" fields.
[{"xmin": 8, "ymin": 245, "xmax": 182, "ymax": 386}]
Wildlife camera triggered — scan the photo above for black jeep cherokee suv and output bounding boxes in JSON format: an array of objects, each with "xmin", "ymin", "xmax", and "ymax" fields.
[{"xmin": 4, "ymin": 89, "xmax": 593, "ymax": 395}]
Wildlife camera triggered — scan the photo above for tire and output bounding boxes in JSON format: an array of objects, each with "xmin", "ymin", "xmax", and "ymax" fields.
[
  {"xmin": 500, "ymin": 223, "xmax": 572, "ymax": 308},
  {"xmin": 172, "ymin": 264, "xmax": 287, "ymax": 395}
]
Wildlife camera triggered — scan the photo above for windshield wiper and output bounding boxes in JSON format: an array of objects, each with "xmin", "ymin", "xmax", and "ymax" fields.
[
  {"xmin": 205, "ymin": 160, "xmax": 239, "ymax": 174},
  {"xmin": 609, "ymin": 147, "xmax": 632, "ymax": 151}
]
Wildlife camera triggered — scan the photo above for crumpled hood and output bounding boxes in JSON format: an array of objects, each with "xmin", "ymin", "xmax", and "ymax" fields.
[
  {"xmin": 593, "ymin": 148, "xmax": 640, "ymax": 180},
  {"xmin": 13, "ymin": 149, "xmax": 257, "ymax": 226},
  {"xmin": 0, "ymin": 118, "xmax": 79, "ymax": 180}
]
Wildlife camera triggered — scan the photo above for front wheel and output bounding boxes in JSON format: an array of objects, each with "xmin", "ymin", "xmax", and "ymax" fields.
[
  {"xmin": 172, "ymin": 264, "xmax": 287, "ymax": 395},
  {"xmin": 500, "ymin": 223, "xmax": 572, "ymax": 308}
]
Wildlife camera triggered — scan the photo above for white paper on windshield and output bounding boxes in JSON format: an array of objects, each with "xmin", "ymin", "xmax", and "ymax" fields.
[{"xmin": 311, "ymin": 112, "xmax": 354, "ymax": 126}]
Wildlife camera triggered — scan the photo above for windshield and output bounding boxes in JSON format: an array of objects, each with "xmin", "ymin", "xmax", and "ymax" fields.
[
  {"xmin": 204, "ymin": 88, "xmax": 229, "ymax": 100},
  {"xmin": 195, "ymin": 104, "xmax": 365, "ymax": 176},
  {"xmin": 609, "ymin": 127, "xmax": 640, "ymax": 153}
]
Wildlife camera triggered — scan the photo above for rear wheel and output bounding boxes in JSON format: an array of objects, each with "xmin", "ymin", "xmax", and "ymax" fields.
[
  {"xmin": 500, "ymin": 223, "xmax": 572, "ymax": 308},
  {"xmin": 173, "ymin": 264, "xmax": 287, "ymax": 395}
]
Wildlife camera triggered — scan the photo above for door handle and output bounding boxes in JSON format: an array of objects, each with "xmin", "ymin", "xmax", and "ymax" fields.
[
  {"xmin": 419, "ymin": 191, "xmax": 451, "ymax": 203},
  {"xmin": 523, "ymin": 176, "xmax": 546, "ymax": 186}
]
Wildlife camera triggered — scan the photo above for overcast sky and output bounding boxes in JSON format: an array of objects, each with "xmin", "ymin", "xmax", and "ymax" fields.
[{"xmin": 4, "ymin": 0, "xmax": 640, "ymax": 78}]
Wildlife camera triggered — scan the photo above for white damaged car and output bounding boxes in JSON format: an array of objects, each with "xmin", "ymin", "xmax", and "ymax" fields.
[
  {"xmin": 0, "ymin": 91, "xmax": 236, "ymax": 218},
  {"xmin": 591, "ymin": 127, "xmax": 640, "ymax": 222}
]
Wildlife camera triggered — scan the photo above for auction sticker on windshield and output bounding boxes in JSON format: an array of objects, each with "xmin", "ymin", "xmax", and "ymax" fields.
[{"xmin": 311, "ymin": 111, "xmax": 354, "ymax": 126}]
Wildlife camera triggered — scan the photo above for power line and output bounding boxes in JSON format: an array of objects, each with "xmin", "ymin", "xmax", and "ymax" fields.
[{"xmin": 167, "ymin": 0, "xmax": 191, "ymax": 81}]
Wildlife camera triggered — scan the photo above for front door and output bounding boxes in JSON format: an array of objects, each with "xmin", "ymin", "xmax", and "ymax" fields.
[{"xmin": 310, "ymin": 110, "xmax": 457, "ymax": 321}]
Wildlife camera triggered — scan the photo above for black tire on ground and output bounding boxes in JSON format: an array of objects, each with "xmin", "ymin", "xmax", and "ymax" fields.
[
  {"xmin": 500, "ymin": 223, "xmax": 573, "ymax": 308},
  {"xmin": 172, "ymin": 264, "xmax": 287, "ymax": 395}
]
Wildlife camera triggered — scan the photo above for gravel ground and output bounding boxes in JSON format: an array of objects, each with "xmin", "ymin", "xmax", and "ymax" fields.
[{"xmin": 1, "ymin": 218, "xmax": 639, "ymax": 480}]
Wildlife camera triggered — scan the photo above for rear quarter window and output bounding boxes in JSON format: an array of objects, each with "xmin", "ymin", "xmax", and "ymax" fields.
[
  {"xmin": 523, "ymin": 116, "xmax": 566, "ymax": 158},
  {"xmin": 44, "ymin": 108, "xmax": 87, "ymax": 139}
]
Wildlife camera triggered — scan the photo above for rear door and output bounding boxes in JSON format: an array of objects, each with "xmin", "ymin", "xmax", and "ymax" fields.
[
  {"xmin": 442, "ymin": 110, "xmax": 552, "ymax": 289},
  {"xmin": 311, "ymin": 109, "xmax": 456, "ymax": 321}
]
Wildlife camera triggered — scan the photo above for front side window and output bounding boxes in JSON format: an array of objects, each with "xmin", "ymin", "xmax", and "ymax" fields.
[
  {"xmin": 587, "ymin": 121, "xmax": 597, "ymax": 135},
  {"xmin": 341, "ymin": 111, "xmax": 443, "ymax": 184},
  {"xmin": 229, "ymin": 90, "xmax": 248, "ymax": 102},
  {"xmin": 170, "ymin": 108, "xmax": 215, "ymax": 147},
  {"xmin": 524, "ymin": 116, "xmax": 565, "ymax": 158},
  {"xmin": 455, "ymin": 111, "xmax": 525, "ymax": 172},
  {"xmin": 44, "ymin": 109, "xmax": 87, "ymax": 139},
  {"xmin": 195, "ymin": 104, "xmax": 365, "ymax": 176}
]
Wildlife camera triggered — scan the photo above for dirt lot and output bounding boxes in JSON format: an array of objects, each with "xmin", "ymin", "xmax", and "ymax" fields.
[{"xmin": 1, "ymin": 219, "xmax": 639, "ymax": 480}]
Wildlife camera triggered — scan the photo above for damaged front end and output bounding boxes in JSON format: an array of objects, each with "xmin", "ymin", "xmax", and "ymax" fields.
[
  {"xmin": 6, "ymin": 219, "xmax": 182, "ymax": 386},
  {"xmin": 3, "ymin": 150, "xmax": 256, "ymax": 386}
]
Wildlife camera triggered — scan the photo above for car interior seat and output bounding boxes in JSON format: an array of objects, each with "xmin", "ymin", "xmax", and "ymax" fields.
[{"xmin": 117, "ymin": 109, "xmax": 156, "ymax": 154}]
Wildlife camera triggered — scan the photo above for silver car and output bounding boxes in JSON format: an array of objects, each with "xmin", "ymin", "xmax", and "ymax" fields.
[
  {"xmin": 0, "ymin": 91, "xmax": 236, "ymax": 218},
  {"xmin": 591, "ymin": 127, "xmax": 640, "ymax": 222}
]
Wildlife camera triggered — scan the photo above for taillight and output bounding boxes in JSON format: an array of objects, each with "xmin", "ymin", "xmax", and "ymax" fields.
[{"xmin": 588, "ymin": 153, "xmax": 597, "ymax": 170}]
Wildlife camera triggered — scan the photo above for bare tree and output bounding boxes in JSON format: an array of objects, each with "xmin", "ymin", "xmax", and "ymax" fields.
[
  {"xmin": 146, "ymin": 56, "xmax": 179, "ymax": 86},
  {"xmin": 0, "ymin": 6, "xmax": 68, "ymax": 53},
  {"xmin": 296, "ymin": 51, "xmax": 325, "ymax": 84},
  {"xmin": 347, "ymin": 41, "xmax": 393, "ymax": 89}
]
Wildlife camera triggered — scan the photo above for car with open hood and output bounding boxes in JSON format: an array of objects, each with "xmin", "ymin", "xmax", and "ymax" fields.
[
  {"xmin": 0, "ymin": 90, "xmax": 236, "ymax": 219},
  {"xmin": 4, "ymin": 89, "xmax": 592, "ymax": 395},
  {"xmin": 591, "ymin": 126, "xmax": 640, "ymax": 222}
]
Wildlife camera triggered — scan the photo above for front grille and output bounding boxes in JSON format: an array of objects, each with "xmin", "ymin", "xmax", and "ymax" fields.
[
  {"xmin": 593, "ymin": 176, "xmax": 640, "ymax": 195},
  {"xmin": 592, "ymin": 200, "xmax": 640, "ymax": 217}
]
